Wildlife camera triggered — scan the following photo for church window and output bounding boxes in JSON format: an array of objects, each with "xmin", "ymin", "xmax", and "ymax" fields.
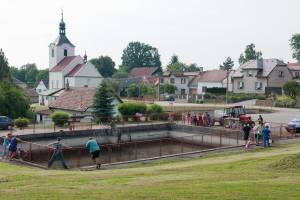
[
  {"xmin": 64, "ymin": 49, "xmax": 68, "ymax": 57},
  {"xmin": 51, "ymin": 48, "xmax": 54, "ymax": 57}
]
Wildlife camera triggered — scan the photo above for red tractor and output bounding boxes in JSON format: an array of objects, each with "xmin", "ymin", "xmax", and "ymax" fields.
[{"xmin": 215, "ymin": 106, "xmax": 254, "ymax": 127}]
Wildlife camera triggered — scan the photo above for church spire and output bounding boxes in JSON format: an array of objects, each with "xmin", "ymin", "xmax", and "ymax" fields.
[{"xmin": 59, "ymin": 10, "xmax": 66, "ymax": 36}]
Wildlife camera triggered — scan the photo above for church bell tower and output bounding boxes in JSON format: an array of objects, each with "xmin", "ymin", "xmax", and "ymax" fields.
[{"xmin": 49, "ymin": 12, "xmax": 76, "ymax": 70}]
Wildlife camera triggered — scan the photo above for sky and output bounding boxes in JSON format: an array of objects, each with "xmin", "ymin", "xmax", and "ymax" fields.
[{"xmin": 1, "ymin": 0, "xmax": 300, "ymax": 70}]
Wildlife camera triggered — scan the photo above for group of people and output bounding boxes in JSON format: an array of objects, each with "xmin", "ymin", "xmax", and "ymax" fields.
[
  {"xmin": 243, "ymin": 115, "xmax": 271, "ymax": 149},
  {"xmin": 182, "ymin": 112, "xmax": 212, "ymax": 127},
  {"xmin": 1, "ymin": 133, "xmax": 19, "ymax": 161},
  {"xmin": 47, "ymin": 137, "xmax": 101, "ymax": 169}
]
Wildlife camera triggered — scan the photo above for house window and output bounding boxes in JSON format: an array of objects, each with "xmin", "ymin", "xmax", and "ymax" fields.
[
  {"xmin": 181, "ymin": 89, "xmax": 186, "ymax": 95},
  {"xmin": 295, "ymin": 72, "xmax": 300, "ymax": 78},
  {"xmin": 51, "ymin": 48, "xmax": 54, "ymax": 57},
  {"xmin": 247, "ymin": 71, "xmax": 253, "ymax": 77},
  {"xmin": 202, "ymin": 86, "xmax": 207, "ymax": 93},
  {"xmin": 255, "ymin": 82, "xmax": 262, "ymax": 90},
  {"xmin": 238, "ymin": 81, "xmax": 244, "ymax": 90},
  {"xmin": 170, "ymin": 78, "xmax": 175, "ymax": 84},
  {"xmin": 278, "ymin": 71, "xmax": 284, "ymax": 78},
  {"xmin": 38, "ymin": 89, "xmax": 42, "ymax": 93},
  {"xmin": 160, "ymin": 78, "xmax": 164, "ymax": 83},
  {"xmin": 181, "ymin": 78, "xmax": 186, "ymax": 84},
  {"xmin": 64, "ymin": 49, "xmax": 68, "ymax": 57}
]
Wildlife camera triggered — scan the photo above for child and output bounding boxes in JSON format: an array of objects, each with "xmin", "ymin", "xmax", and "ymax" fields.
[
  {"xmin": 244, "ymin": 136, "xmax": 253, "ymax": 150},
  {"xmin": 1, "ymin": 133, "xmax": 11, "ymax": 159}
]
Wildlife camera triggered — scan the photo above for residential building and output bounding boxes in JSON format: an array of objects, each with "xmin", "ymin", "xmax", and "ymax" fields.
[
  {"xmin": 162, "ymin": 72, "xmax": 200, "ymax": 95},
  {"xmin": 287, "ymin": 62, "xmax": 300, "ymax": 83},
  {"xmin": 11, "ymin": 77, "xmax": 26, "ymax": 89},
  {"xmin": 24, "ymin": 89, "xmax": 39, "ymax": 104},
  {"xmin": 232, "ymin": 59, "xmax": 292, "ymax": 94},
  {"xmin": 196, "ymin": 70, "xmax": 230, "ymax": 94},
  {"xmin": 36, "ymin": 77, "xmax": 49, "ymax": 94},
  {"xmin": 49, "ymin": 87, "xmax": 122, "ymax": 117}
]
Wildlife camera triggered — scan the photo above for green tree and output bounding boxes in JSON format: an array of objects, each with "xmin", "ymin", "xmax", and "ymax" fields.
[
  {"xmin": 140, "ymin": 83, "xmax": 156, "ymax": 97},
  {"xmin": 121, "ymin": 41, "xmax": 162, "ymax": 72},
  {"xmin": 93, "ymin": 81, "xmax": 114, "ymax": 123},
  {"xmin": 112, "ymin": 65, "xmax": 129, "ymax": 78},
  {"xmin": 127, "ymin": 83, "xmax": 140, "ymax": 97},
  {"xmin": 0, "ymin": 49, "xmax": 11, "ymax": 81},
  {"xmin": 170, "ymin": 54, "xmax": 179, "ymax": 64},
  {"xmin": 290, "ymin": 33, "xmax": 300, "ymax": 62},
  {"xmin": 185, "ymin": 63, "xmax": 202, "ymax": 72},
  {"xmin": 239, "ymin": 43, "xmax": 262, "ymax": 65},
  {"xmin": 102, "ymin": 78, "xmax": 120, "ymax": 94},
  {"xmin": 160, "ymin": 83, "xmax": 177, "ymax": 94},
  {"xmin": 51, "ymin": 112, "xmax": 69, "ymax": 127},
  {"xmin": 35, "ymin": 69, "xmax": 49, "ymax": 86},
  {"xmin": 0, "ymin": 80, "xmax": 30, "ymax": 119},
  {"xmin": 90, "ymin": 56, "xmax": 117, "ymax": 77},
  {"xmin": 220, "ymin": 57, "xmax": 234, "ymax": 71},
  {"xmin": 283, "ymin": 80, "xmax": 300, "ymax": 99}
]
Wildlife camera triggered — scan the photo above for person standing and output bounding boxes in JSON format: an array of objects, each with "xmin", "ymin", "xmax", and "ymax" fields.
[
  {"xmin": 258, "ymin": 115, "xmax": 264, "ymax": 126},
  {"xmin": 262, "ymin": 125, "xmax": 271, "ymax": 147},
  {"xmin": 47, "ymin": 137, "xmax": 70, "ymax": 169},
  {"xmin": 243, "ymin": 123, "xmax": 252, "ymax": 145},
  {"xmin": 1, "ymin": 133, "xmax": 11, "ymax": 159},
  {"xmin": 8, "ymin": 135, "xmax": 19, "ymax": 161},
  {"xmin": 86, "ymin": 137, "xmax": 101, "ymax": 169}
]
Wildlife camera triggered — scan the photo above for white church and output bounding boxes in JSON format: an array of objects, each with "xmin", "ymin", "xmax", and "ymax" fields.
[{"xmin": 37, "ymin": 14, "xmax": 103, "ymax": 106}]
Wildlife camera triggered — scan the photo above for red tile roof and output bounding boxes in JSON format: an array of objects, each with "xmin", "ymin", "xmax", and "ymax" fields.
[
  {"xmin": 288, "ymin": 63, "xmax": 300, "ymax": 70},
  {"xmin": 129, "ymin": 67, "xmax": 158, "ymax": 77},
  {"xmin": 199, "ymin": 70, "xmax": 227, "ymax": 82},
  {"xmin": 67, "ymin": 64, "xmax": 84, "ymax": 77},
  {"xmin": 50, "ymin": 56, "xmax": 77, "ymax": 72},
  {"xmin": 49, "ymin": 87, "xmax": 96, "ymax": 112}
]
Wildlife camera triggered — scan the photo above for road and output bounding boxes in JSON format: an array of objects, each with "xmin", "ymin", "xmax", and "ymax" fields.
[{"xmin": 156, "ymin": 101, "xmax": 300, "ymax": 124}]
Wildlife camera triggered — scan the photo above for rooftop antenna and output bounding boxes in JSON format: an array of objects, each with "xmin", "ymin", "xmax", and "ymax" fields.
[{"xmin": 61, "ymin": 8, "xmax": 64, "ymax": 21}]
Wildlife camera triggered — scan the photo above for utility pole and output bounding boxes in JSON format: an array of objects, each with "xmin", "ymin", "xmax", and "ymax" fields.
[{"xmin": 226, "ymin": 70, "xmax": 229, "ymax": 104}]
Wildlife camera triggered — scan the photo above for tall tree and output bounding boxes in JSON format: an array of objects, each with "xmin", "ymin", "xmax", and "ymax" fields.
[
  {"xmin": 0, "ymin": 49, "xmax": 11, "ymax": 81},
  {"xmin": 90, "ymin": 56, "xmax": 117, "ymax": 77},
  {"xmin": 170, "ymin": 54, "xmax": 179, "ymax": 64},
  {"xmin": 239, "ymin": 43, "xmax": 262, "ymax": 65},
  {"xmin": 283, "ymin": 80, "xmax": 300, "ymax": 99},
  {"xmin": 166, "ymin": 55, "xmax": 201, "ymax": 72},
  {"xmin": 290, "ymin": 33, "xmax": 300, "ymax": 62},
  {"xmin": 185, "ymin": 63, "xmax": 202, "ymax": 72},
  {"xmin": 220, "ymin": 57, "xmax": 234, "ymax": 71},
  {"xmin": 36, "ymin": 69, "xmax": 49, "ymax": 85},
  {"xmin": 93, "ymin": 82, "xmax": 114, "ymax": 123},
  {"xmin": 121, "ymin": 41, "xmax": 162, "ymax": 72}
]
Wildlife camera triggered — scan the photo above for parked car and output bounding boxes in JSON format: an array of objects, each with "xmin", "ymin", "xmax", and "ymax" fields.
[
  {"xmin": 0, "ymin": 116, "xmax": 13, "ymax": 130},
  {"xmin": 164, "ymin": 94, "xmax": 176, "ymax": 101},
  {"xmin": 286, "ymin": 117, "xmax": 300, "ymax": 133}
]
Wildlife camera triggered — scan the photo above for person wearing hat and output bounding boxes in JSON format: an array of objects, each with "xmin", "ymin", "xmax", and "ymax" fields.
[
  {"xmin": 262, "ymin": 124, "xmax": 271, "ymax": 147},
  {"xmin": 86, "ymin": 137, "xmax": 101, "ymax": 169},
  {"xmin": 47, "ymin": 137, "xmax": 70, "ymax": 169}
]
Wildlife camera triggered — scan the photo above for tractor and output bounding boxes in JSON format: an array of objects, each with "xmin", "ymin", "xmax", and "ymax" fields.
[{"xmin": 214, "ymin": 105, "xmax": 254, "ymax": 127}]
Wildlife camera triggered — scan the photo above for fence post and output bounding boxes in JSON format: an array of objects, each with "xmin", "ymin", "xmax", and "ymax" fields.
[
  {"xmin": 279, "ymin": 124, "xmax": 282, "ymax": 139},
  {"xmin": 47, "ymin": 148, "xmax": 51, "ymax": 168},
  {"xmin": 77, "ymin": 149, "xmax": 81, "ymax": 168},
  {"xmin": 159, "ymin": 139, "xmax": 162, "ymax": 157},
  {"xmin": 236, "ymin": 131, "xmax": 239, "ymax": 145},
  {"xmin": 181, "ymin": 140, "xmax": 183, "ymax": 153},
  {"xmin": 134, "ymin": 142, "xmax": 138, "ymax": 160},
  {"xmin": 108, "ymin": 146, "xmax": 112, "ymax": 164},
  {"xmin": 219, "ymin": 131, "xmax": 222, "ymax": 147},
  {"xmin": 29, "ymin": 143, "xmax": 32, "ymax": 161}
]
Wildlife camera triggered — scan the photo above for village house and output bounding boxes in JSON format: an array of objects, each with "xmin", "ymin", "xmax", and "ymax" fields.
[
  {"xmin": 287, "ymin": 62, "xmax": 300, "ymax": 83},
  {"xmin": 196, "ymin": 69, "xmax": 232, "ymax": 95},
  {"xmin": 232, "ymin": 58, "xmax": 292, "ymax": 94},
  {"xmin": 162, "ymin": 72, "xmax": 199, "ymax": 96},
  {"xmin": 49, "ymin": 87, "xmax": 122, "ymax": 117}
]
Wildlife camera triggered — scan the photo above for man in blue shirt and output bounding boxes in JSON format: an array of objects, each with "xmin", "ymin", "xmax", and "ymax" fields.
[
  {"xmin": 86, "ymin": 137, "xmax": 101, "ymax": 169},
  {"xmin": 262, "ymin": 125, "xmax": 271, "ymax": 147}
]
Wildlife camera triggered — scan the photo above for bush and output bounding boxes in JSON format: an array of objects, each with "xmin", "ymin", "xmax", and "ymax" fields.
[
  {"xmin": 206, "ymin": 87, "xmax": 226, "ymax": 94},
  {"xmin": 204, "ymin": 93, "xmax": 217, "ymax": 99},
  {"xmin": 275, "ymin": 96, "xmax": 297, "ymax": 108},
  {"xmin": 283, "ymin": 80, "xmax": 300, "ymax": 99},
  {"xmin": 118, "ymin": 102, "xmax": 147, "ymax": 118},
  {"xmin": 14, "ymin": 117, "xmax": 30, "ymax": 129},
  {"xmin": 51, "ymin": 111, "xmax": 70, "ymax": 127}
]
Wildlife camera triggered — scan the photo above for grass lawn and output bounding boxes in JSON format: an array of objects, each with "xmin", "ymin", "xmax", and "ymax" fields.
[{"xmin": 1, "ymin": 143, "xmax": 300, "ymax": 200}]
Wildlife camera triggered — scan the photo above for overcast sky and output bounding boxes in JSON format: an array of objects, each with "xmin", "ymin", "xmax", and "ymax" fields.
[{"xmin": 1, "ymin": 0, "xmax": 300, "ymax": 70}]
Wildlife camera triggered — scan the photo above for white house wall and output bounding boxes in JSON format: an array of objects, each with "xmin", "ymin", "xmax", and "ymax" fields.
[
  {"xmin": 36, "ymin": 81, "xmax": 48, "ymax": 94},
  {"xmin": 76, "ymin": 62, "xmax": 102, "ymax": 78},
  {"xmin": 49, "ymin": 72, "xmax": 64, "ymax": 89},
  {"xmin": 72, "ymin": 77, "xmax": 102, "ymax": 88}
]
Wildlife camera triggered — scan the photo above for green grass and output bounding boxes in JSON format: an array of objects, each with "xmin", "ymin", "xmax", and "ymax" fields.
[{"xmin": 1, "ymin": 143, "xmax": 300, "ymax": 199}]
